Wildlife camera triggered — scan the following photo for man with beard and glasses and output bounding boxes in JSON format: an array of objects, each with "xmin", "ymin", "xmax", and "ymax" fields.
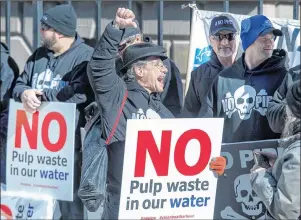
[
  {"xmin": 12, "ymin": 4, "xmax": 93, "ymax": 219},
  {"xmin": 183, "ymin": 14, "xmax": 240, "ymax": 117},
  {"xmin": 200, "ymin": 15, "xmax": 287, "ymax": 143},
  {"xmin": 250, "ymin": 80, "xmax": 300, "ymax": 220}
]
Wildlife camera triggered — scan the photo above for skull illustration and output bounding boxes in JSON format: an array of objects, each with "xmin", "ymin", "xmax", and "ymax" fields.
[
  {"xmin": 234, "ymin": 174, "xmax": 263, "ymax": 216},
  {"xmin": 234, "ymin": 85, "xmax": 256, "ymax": 120}
]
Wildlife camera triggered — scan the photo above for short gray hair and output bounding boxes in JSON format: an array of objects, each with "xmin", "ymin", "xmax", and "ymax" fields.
[{"xmin": 124, "ymin": 60, "xmax": 148, "ymax": 80}]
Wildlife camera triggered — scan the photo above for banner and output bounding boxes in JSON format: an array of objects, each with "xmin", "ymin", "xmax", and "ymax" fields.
[
  {"xmin": 214, "ymin": 139, "xmax": 281, "ymax": 219},
  {"xmin": 118, "ymin": 118, "xmax": 224, "ymax": 219},
  {"xmin": 6, "ymin": 100, "xmax": 76, "ymax": 201},
  {"xmin": 0, "ymin": 186, "xmax": 58, "ymax": 219},
  {"xmin": 186, "ymin": 9, "xmax": 300, "ymax": 93}
]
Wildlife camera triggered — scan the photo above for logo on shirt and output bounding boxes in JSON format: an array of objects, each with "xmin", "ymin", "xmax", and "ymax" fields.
[
  {"xmin": 193, "ymin": 46, "xmax": 212, "ymax": 70},
  {"xmin": 32, "ymin": 70, "xmax": 68, "ymax": 90},
  {"xmin": 131, "ymin": 108, "xmax": 161, "ymax": 119},
  {"xmin": 221, "ymin": 85, "xmax": 272, "ymax": 120}
]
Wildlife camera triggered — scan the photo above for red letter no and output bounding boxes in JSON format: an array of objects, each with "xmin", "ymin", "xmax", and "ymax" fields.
[
  {"xmin": 134, "ymin": 131, "xmax": 172, "ymax": 177},
  {"xmin": 174, "ymin": 129, "xmax": 211, "ymax": 176},
  {"xmin": 42, "ymin": 112, "xmax": 67, "ymax": 152}
]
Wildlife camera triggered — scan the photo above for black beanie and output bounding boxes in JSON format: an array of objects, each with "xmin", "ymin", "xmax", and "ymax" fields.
[
  {"xmin": 286, "ymin": 80, "xmax": 301, "ymax": 118},
  {"xmin": 41, "ymin": 4, "xmax": 77, "ymax": 37}
]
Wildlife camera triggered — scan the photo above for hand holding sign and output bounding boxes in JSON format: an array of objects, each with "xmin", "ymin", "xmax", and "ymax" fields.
[
  {"xmin": 21, "ymin": 89, "xmax": 43, "ymax": 113},
  {"xmin": 209, "ymin": 157, "xmax": 226, "ymax": 176}
]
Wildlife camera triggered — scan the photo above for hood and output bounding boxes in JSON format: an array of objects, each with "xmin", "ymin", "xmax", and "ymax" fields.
[
  {"xmin": 235, "ymin": 49, "xmax": 287, "ymax": 76},
  {"xmin": 209, "ymin": 50, "xmax": 223, "ymax": 70},
  {"xmin": 46, "ymin": 33, "xmax": 84, "ymax": 58},
  {"xmin": 278, "ymin": 133, "xmax": 300, "ymax": 149},
  {"xmin": 0, "ymin": 42, "xmax": 9, "ymax": 54}
]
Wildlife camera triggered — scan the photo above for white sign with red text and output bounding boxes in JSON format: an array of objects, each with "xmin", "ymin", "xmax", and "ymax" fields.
[
  {"xmin": 0, "ymin": 188, "xmax": 57, "ymax": 219},
  {"xmin": 119, "ymin": 118, "xmax": 224, "ymax": 219},
  {"xmin": 6, "ymin": 100, "xmax": 76, "ymax": 201}
]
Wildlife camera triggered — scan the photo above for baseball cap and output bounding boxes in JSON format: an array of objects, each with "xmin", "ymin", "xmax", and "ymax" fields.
[
  {"xmin": 209, "ymin": 14, "xmax": 238, "ymax": 35},
  {"xmin": 240, "ymin": 15, "xmax": 283, "ymax": 51}
]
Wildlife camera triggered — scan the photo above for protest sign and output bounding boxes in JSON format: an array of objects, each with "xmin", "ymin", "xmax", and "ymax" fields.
[
  {"xmin": 0, "ymin": 186, "xmax": 58, "ymax": 219},
  {"xmin": 186, "ymin": 9, "xmax": 300, "ymax": 93},
  {"xmin": 6, "ymin": 100, "xmax": 76, "ymax": 201},
  {"xmin": 214, "ymin": 139, "xmax": 281, "ymax": 219},
  {"xmin": 118, "ymin": 118, "xmax": 224, "ymax": 219}
]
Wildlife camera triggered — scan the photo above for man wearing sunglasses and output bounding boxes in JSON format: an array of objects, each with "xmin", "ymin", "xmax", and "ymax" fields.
[
  {"xmin": 201, "ymin": 15, "xmax": 287, "ymax": 143},
  {"xmin": 183, "ymin": 14, "xmax": 239, "ymax": 118},
  {"xmin": 12, "ymin": 4, "xmax": 93, "ymax": 219}
]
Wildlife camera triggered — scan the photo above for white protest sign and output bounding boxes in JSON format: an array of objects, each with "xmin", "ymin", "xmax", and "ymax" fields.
[
  {"xmin": 0, "ymin": 188, "xmax": 56, "ymax": 219},
  {"xmin": 6, "ymin": 100, "xmax": 76, "ymax": 201},
  {"xmin": 119, "ymin": 118, "xmax": 224, "ymax": 219},
  {"xmin": 186, "ymin": 9, "xmax": 300, "ymax": 94}
]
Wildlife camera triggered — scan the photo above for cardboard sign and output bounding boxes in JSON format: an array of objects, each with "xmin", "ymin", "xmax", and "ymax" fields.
[
  {"xmin": 119, "ymin": 118, "xmax": 224, "ymax": 219},
  {"xmin": 214, "ymin": 139, "xmax": 282, "ymax": 219},
  {"xmin": 6, "ymin": 100, "xmax": 76, "ymax": 201}
]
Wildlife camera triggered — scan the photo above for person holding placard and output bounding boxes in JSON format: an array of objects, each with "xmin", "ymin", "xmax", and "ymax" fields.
[
  {"xmin": 87, "ymin": 8, "xmax": 227, "ymax": 219},
  {"xmin": 12, "ymin": 4, "xmax": 93, "ymax": 219},
  {"xmin": 250, "ymin": 80, "xmax": 300, "ymax": 219}
]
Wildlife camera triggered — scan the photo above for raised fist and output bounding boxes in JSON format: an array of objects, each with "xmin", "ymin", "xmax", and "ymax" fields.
[{"xmin": 114, "ymin": 8, "xmax": 137, "ymax": 29}]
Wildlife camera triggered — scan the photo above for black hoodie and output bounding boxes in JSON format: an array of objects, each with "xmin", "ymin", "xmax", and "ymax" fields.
[
  {"xmin": 183, "ymin": 51, "xmax": 223, "ymax": 117},
  {"xmin": 200, "ymin": 50, "xmax": 287, "ymax": 143},
  {"xmin": 12, "ymin": 34, "xmax": 93, "ymax": 149},
  {"xmin": 87, "ymin": 23, "xmax": 174, "ymax": 144}
]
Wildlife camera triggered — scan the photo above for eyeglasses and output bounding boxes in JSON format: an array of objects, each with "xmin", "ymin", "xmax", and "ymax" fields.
[
  {"xmin": 212, "ymin": 33, "xmax": 236, "ymax": 42},
  {"xmin": 41, "ymin": 23, "xmax": 51, "ymax": 31},
  {"xmin": 118, "ymin": 37, "xmax": 137, "ymax": 52},
  {"xmin": 136, "ymin": 60, "xmax": 166, "ymax": 69}
]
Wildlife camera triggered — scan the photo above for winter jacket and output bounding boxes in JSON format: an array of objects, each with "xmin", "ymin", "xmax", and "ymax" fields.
[
  {"xmin": 267, "ymin": 65, "xmax": 300, "ymax": 133},
  {"xmin": 12, "ymin": 34, "xmax": 93, "ymax": 149},
  {"xmin": 0, "ymin": 42, "xmax": 19, "ymax": 111},
  {"xmin": 183, "ymin": 51, "xmax": 223, "ymax": 118},
  {"xmin": 250, "ymin": 133, "xmax": 300, "ymax": 220},
  {"xmin": 200, "ymin": 50, "xmax": 287, "ymax": 143}
]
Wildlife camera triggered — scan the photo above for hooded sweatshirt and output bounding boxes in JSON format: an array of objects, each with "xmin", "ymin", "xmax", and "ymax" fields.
[
  {"xmin": 200, "ymin": 50, "xmax": 287, "ymax": 143},
  {"xmin": 183, "ymin": 51, "xmax": 223, "ymax": 118},
  {"xmin": 12, "ymin": 34, "xmax": 93, "ymax": 149},
  {"xmin": 87, "ymin": 23, "xmax": 174, "ymax": 195}
]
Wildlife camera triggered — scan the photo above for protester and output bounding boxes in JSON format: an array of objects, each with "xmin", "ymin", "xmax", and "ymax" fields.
[
  {"xmin": 0, "ymin": 42, "xmax": 19, "ymax": 183},
  {"xmin": 12, "ymin": 4, "xmax": 93, "ymax": 219},
  {"xmin": 87, "ymin": 8, "xmax": 226, "ymax": 219},
  {"xmin": 183, "ymin": 14, "xmax": 239, "ymax": 117},
  {"xmin": 250, "ymin": 80, "xmax": 300, "ymax": 220},
  {"xmin": 267, "ymin": 63, "xmax": 300, "ymax": 133},
  {"xmin": 200, "ymin": 15, "xmax": 287, "ymax": 143}
]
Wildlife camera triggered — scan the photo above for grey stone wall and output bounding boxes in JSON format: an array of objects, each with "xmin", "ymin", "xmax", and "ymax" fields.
[{"xmin": 0, "ymin": 1, "xmax": 299, "ymax": 84}]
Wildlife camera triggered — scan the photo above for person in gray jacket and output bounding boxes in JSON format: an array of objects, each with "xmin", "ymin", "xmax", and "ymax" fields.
[
  {"xmin": 250, "ymin": 80, "xmax": 300, "ymax": 220},
  {"xmin": 12, "ymin": 4, "xmax": 93, "ymax": 219}
]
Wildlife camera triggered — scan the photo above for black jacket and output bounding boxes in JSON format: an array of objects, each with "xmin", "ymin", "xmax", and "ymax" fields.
[
  {"xmin": 12, "ymin": 34, "xmax": 93, "ymax": 149},
  {"xmin": 200, "ymin": 50, "xmax": 287, "ymax": 143},
  {"xmin": 87, "ymin": 22, "xmax": 174, "ymax": 144},
  {"xmin": 0, "ymin": 42, "xmax": 19, "ymax": 111},
  {"xmin": 267, "ymin": 65, "xmax": 300, "ymax": 133},
  {"xmin": 183, "ymin": 51, "xmax": 223, "ymax": 117}
]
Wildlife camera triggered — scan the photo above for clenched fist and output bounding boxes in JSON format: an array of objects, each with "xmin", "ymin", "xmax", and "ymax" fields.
[{"xmin": 114, "ymin": 8, "xmax": 137, "ymax": 29}]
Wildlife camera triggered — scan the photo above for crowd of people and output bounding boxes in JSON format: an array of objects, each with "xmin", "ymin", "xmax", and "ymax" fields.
[{"xmin": 0, "ymin": 4, "xmax": 300, "ymax": 220}]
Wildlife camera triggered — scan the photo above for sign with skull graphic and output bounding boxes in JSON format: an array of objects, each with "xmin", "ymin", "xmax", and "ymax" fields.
[{"xmin": 213, "ymin": 139, "xmax": 283, "ymax": 219}]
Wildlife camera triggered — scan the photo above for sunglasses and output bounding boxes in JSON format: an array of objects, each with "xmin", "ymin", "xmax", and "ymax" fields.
[{"xmin": 212, "ymin": 33, "xmax": 236, "ymax": 42}]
